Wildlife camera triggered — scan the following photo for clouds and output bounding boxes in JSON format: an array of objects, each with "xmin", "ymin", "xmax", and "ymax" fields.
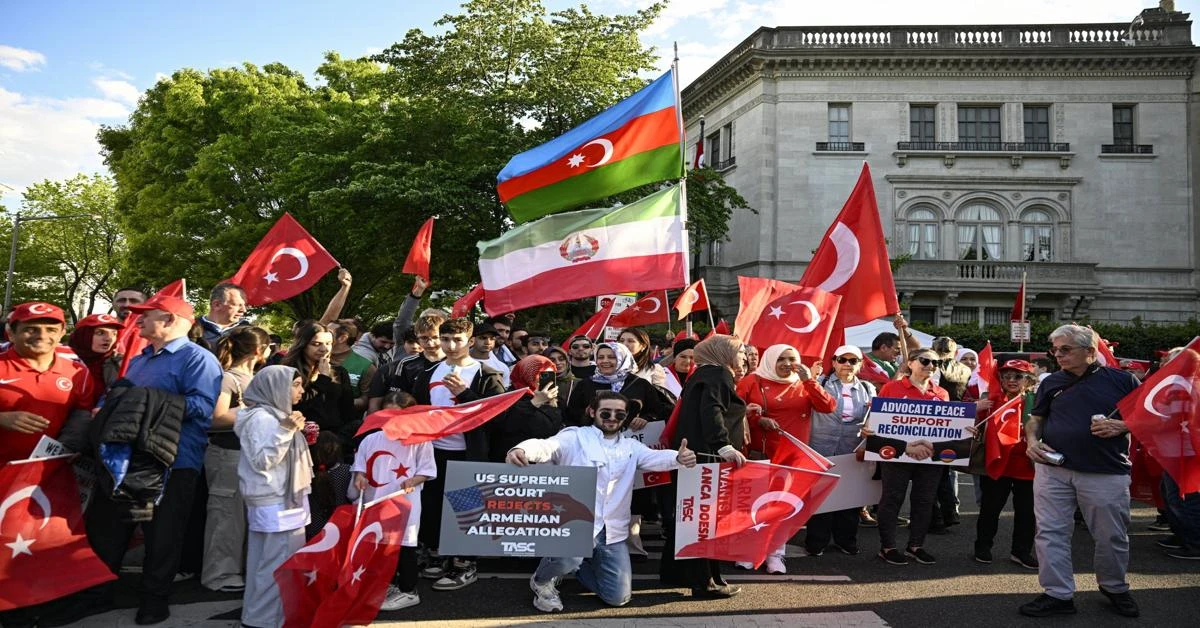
[
  {"xmin": 0, "ymin": 45, "xmax": 47, "ymax": 72},
  {"xmin": 93, "ymin": 78, "xmax": 141, "ymax": 106}
]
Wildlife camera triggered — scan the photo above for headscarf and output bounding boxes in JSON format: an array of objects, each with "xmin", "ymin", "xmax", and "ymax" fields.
[
  {"xmin": 68, "ymin": 314, "xmax": 123, "ymax": 392},
  {"xmin": 591, "ymin": 342, "xmax": 636, "ymax": 391},
  {"xmin": 956, "ymin": 347, "xmax": 983, "ymax": 389},
  {"xmin": 542, "ymin": 347, "xmax": 573, "ymax": 379},
  {"xmin": 511, "ymin": 355, "xmax": 556, "ymax": 392},
  {"xmin": 754, "ymin": 344, "xmax": 800, "ymax": 385},
  {"xmin": 240, "ymin": 364, "xmax": 312, "ymax": 506},
  {"xmin": 692, "ymin": 334, "xmax": 743, "ymax": 370}
]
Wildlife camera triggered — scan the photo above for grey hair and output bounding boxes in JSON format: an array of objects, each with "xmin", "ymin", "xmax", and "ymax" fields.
[{"xmin": 1048, "ymin": 324, "xmax": 1096, "ymax": 349}]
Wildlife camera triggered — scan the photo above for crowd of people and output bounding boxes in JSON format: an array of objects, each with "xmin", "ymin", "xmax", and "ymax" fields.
[{"xmin": 0, "ymin": 275, "xmax": 1196, "ymax": 626}]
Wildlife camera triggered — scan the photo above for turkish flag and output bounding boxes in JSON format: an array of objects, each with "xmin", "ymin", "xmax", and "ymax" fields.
[
  {"xmin": 732, "ymin": 276, "xmax": 803, "ymax": 341},
  {"xmin": 402, "ymin": 218, "xmax": 434, "ymax": 282},
  {"xmin": 1010, "ymin": 274, "xmax": 1026, "ymax": 322},
  {"xmin": 773, "ymin": 429, "xmax": 834, "ymax": 472},
  {"xmin": 451, "ymin": 284, "xmax": 486, "ymax": 319},
  {"xmin": 1092, "ymin": 330, "xmax": 1119, "ymax": 367},
  {"xmin": 117, "ymin": 279, "xmax": 185, "ymax": 377},
  {"xmin": 310, "ymin": 492, "xmax": 411, "ymax": 628},
  {"xmin": 674, "ymin": 279, "xmax": 709, "ymax": 320},
  {"xmin": 561, "ymin": 302, "xmax": 615, "ymax": 351},
  {"xmin": 859, "ymin": 357, "xmax": 892, "ymax": 386},
  {"xmin": 276, "ymin": 505, "xmax": 356, "ymax": 628},
  {"xmin": 703, "ymin": 319, "xmax": 731, "ymax": 340},
  {"xmin": 985, "ymin": 395, "xmax": 1025, "ymax": 480},
  {"xmin": 229, "ymin": 213, "xmax": 340, "ymax": 306},
  {"xmin": 356, "ymin": 389, "xmax": 529, "ymax": 441},
  {"xmin": 675, "ymin": 461, "xmax": 837, "ymax": 568},
  {"xmin": 978, "ymin": 341, "xmax": 1001, "ymax": 398},
  {"xmin": 1116, "ymin": 337, "xmax": 1200, "ymax": 496},
  {"xmin": 609, "ymin": 291, "xmax": 670, "ymax": 328},
  {"xmin": 0, "ymin": 456, "xmax": 117, "ymax": 610},
  {"xmin": 798, "ymin": 163, "xmax": 899, "ymax": 326},
  {"xmin": 746, "ymin": 287, "xmax": 842, "ymax": 360}
]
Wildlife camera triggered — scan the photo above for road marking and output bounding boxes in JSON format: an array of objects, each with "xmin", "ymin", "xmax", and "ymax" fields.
[
  {"xmin": 476, "ymin": 572, "xmax": 850, "ymax": 582},
  {"xmin": 375, "ymin": 611, "xmax": 888, "ymax": 627}
]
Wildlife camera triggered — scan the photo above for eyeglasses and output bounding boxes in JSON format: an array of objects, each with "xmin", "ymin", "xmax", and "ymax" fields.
[
  {"xmin": 914, "ymin": 357, "xmax": 938, "ymax": 367},
  {"xmin": 834, "ymin": 357, "xmax": 860, "ymax": 365},
  {"xmin": 570, "ymin": 343, "xmax": 591, "ymax": 349},
  {"xmin": 597, "ymin": 409, "xmax": 628, "ymax": 421},
  {"xmin": 1049, "ymin": 345, "xmax": 1080, "ymax": 356}
]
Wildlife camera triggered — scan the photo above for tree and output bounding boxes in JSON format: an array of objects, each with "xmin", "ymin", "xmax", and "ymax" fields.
[{"xmin": 8, "ymin": 174, "xmax": 127, "ymax": 322}]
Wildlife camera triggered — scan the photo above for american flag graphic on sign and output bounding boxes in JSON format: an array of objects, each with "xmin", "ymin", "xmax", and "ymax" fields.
[{"xmin": 445, "ymin": 483, "xmax": 508, "ymax": 530}]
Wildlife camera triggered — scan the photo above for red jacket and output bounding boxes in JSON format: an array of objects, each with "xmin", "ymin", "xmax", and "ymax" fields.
[{"xmin": 738, "ymin": 374, "xmax": 835, "ymax": 457}]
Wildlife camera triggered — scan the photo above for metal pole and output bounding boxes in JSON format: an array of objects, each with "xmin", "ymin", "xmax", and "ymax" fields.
[{"xmin": 4, "ymin": 213, "xmax": 20, "ymax": 314}]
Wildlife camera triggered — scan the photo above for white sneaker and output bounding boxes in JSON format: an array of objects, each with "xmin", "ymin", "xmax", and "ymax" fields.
[
  {"xmin": 765, "ymin": 556, "xmax": 786, "ymax": 574},
  {"xmin": 380, "ymin": 585, "xmax": 420, "ymax": 611},
  {"xmin": 734, "ymin": 561, "xmax": 755, "ymax": 570},
  {"xmin": 530, "ymin": 575, "xmax": 563, "ymax": 612}
]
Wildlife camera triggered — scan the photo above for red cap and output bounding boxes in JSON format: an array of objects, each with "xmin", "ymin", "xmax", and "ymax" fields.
[
  {"xmin": 7, "ymin": 302, "xmax": 66, "ymax": 325},
  {"xmin": 75, "ymin": 313, "xmax": 123, "ymax": 329},
  {"xmin": 999, "ymin": 359, "xmax": 1035, "ymax": 374},
  {"xmin": 126, "ymin": 294, "xmax": 195, "ymax": 323}
]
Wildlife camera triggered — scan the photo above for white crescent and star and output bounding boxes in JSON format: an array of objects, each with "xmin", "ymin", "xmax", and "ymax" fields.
[
  {"xmin": 684, "ymin": 291, "xmax": 699, "ymax": 305},
  {"xmin": 640, "ymin": 297, "xmax": 661, "ymax": 314},
  {"xmin": 27, "ymin": 303, "xmax": 51, "ymax": 315},
  {"xmin": 566, "ymin": 138, "xmax": 614, "ymax": 169},
  {"xmin": 349, "ymin": 522, "xmax": 384, "ymax": 565},
  {"xmin": 817, "ymin": 222, "xmax": 861, "ymax": 293},
  {"xmin": 295, "ymin": 521, "xmax": 341, "ymax": 554},
  {"xmin": 1144, "ymin": 375, "xmax": 1194, "ymax": 419},
  {"xmin": 784, "ymin": 300, "xmax": 820, "ymax": 334},
  {"xmin": 366, "ymin": 451, "xmax": 397, "ymax": 488},
  {"xmin": 264, "ymin": 247, "xmax": 310, "ymax": 285},
  {"xmin": 0, "ymin": 486, "xmax": 53, "ymax": 558},
  {"xmin": 748, "ymin": 490, "xmax": 805, "ymax": 531}
]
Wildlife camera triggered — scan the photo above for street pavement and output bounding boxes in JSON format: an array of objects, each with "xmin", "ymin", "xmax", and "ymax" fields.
[{"xmin": 78, "ymin": 476, "xmax": 1198, "ymax": 627}]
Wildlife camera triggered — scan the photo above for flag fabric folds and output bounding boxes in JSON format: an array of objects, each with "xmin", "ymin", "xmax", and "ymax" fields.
[
  {"xmin": 497, "ymin": 70, "xmax": 683, "ymax": 223},
  {"xmin": 985, "ymin": 395, "xmax": 1025, "ymax": 480},
  {"xmin": 674, "ymin": 279, "xmax": 709, "ymax": 320},
  {"xmin": 276, "ymin": 505, "xmax": 356, "ymax": 627},
  {"xmin": 798, "ymin": 163, "xmax": 899, "ymax": 327},
  {"xmin": 561, "ymin": 302, "xmax": 615, "ymax": 351},
  {"xmin": 230, "ymin": 213, "xmax": 340, "ymax": 306},
  {"xmin": 117, "ymin": 279, "xmax": 185, "ymax": 377},
  {"xmin": 1010, "ymin": 274, "xmax": 1026, "ymax": 322},
  {"xmin": 477, "ymin": 185, "xmax": 687, "ymax": 315},
  {"xmin": 977, "ymin": 341, "xmax": 1001, "ymax": 398},
  {"xmin": 0, "ymin": 456, "xmax": 117, "ymax": 611},
  {"xmin": 451, "ymin": 284, "xmax": 486, "ymax": 319},
  {"xmin": 732, "ymin": 276, "xmax": 802, "ymax": 342},
  {"xmin": 609, "ymin": 291, "xmax": 670, "ymax": 328},
  {"xmin": 402, "ymin": 217, "xmax": 434, "ymax": 282},
  {"xmin": 745, "ymin": 287, "xmax": 842, "ymax": 360},
  {"xmin": 703, "ymin": 319, "xmax": 731, "ymax": 340},
  {"xmin": 355, "ymin": 389, "xmax": 530, "ymax": 441}
]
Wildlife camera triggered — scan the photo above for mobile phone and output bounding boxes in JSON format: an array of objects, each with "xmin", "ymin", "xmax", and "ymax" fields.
[
  {"xmin": 448, "ymin": 364, "xmax": 460, "ymax": 376},
  {"xmin": 538, "ymin": 371, "xmax": 556, "ymax": 390}
]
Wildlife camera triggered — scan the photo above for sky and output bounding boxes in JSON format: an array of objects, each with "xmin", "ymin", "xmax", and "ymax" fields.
[{"xmin": 1, "ymin": 0, "xmax": 1196, "ymax": 211}]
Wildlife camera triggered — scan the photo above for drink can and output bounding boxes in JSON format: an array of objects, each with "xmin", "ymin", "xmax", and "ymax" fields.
[
  {"xmin": 303, "ymin": 421, "xmax": 320, "ymax": 445},
  {"xmin": 1043, "ymin": 451, "xmax": 1065, "ymax": 465}
]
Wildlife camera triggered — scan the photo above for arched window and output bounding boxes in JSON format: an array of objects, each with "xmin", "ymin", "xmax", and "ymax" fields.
[
  {"xmin": 1021, "ymin": 208, "xmax": 1054, "ymax": 261},
  {"xmin": 907, "ymin": 207, "xmax": 939, "ymax": 259},
  {"xmin": 956, "ymin": 203, "xmax": 1003, "ymax": 261}
]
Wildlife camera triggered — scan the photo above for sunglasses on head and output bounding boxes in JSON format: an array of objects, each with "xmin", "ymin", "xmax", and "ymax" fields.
[
  {"xmin": 597, "ymin": 409, "xmax": 628, "ymax": 421},
  {"xmin": 834, "ymin": 356, "xmax": 860, "ymax": 365}
]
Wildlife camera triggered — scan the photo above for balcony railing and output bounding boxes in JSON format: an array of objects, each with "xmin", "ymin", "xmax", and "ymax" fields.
[
  {"xmin": 712, "ymin": 156, "xmax": 737, "ymax": 170},
  {"xmin": 816, "ymin": 142, "xmax": 865, "ymax": 151},
  {"xmin": 1100, "ymin": 144, "xmax": 1154, "ymax": 154},
  {"xmin": 896, "ymin": 141, "xmax": 1070, "ymax": 152},
  {"xmin": 894, "ymin": 260, "xmax": 1099, "ymax": 290}
]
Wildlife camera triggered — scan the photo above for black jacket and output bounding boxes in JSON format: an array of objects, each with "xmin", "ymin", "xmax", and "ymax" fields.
[
  {"xmin": 487, "ymin": 396, "xmax": 563, "ymax": 463},
  {"xmin": 295, "ymin": 365, "xmax": 357, "ymax": 443},
  {"xmin": 669, "ymin": 365, "xmax": 747, "ymax": 455},
  {"xmin": 563, "ymin": 374, "xmax": 668, "ymax": 428},
  {"xmin": 412, "ymin": 360, "xmax": 507, "ymax": 460}
]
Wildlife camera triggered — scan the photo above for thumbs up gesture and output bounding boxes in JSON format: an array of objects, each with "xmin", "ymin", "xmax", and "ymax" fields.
[{"xmin": 676, "ymin": 438, "xmax": 697, "ymax": 468}]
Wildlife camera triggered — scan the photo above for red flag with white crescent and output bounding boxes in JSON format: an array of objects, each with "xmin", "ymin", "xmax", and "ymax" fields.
[
  {"xmin": 229, "ymin": 213, "xmax": 340, "ymax": 306},
  {"xmin": 732, "ymin": 276, "xmax": 803, "ymax": 341},
  {"xmin": 276, "ymin": 505, "xmax": 356, "ymax": 627},
  {"xmin": 355, "ymin": 389, "xmax": 529, "ymax": 442},
  {"xmin": 674, "ymin": 279, "xmax": 709, "ymax": 320},
  {"xmin": 984, "ymin": 395, "xmax": 1025, "ymax": 480},
  {"xmin": 609, "ymin": 291, "xmax": 670, "ymax": 328},
  {"xmin": 746, "ymin": 287, "xmax": 842, "ymax": 360}
]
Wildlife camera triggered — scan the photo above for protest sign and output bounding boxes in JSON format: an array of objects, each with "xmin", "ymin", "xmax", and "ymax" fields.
[
  {"xmin": 30, "ymin": 435, "xmax": 95, "ymax": 511},
  {"xmin": 863, "ymin": 397, "xmax": 976, "ymax": 467},
  {"xmin": 439, "ymin": 461, "xmax": 596, "ymax": 558},
  {"xmin": 621, "ymin": 421, "xmax": 672, "ymax": 489}
]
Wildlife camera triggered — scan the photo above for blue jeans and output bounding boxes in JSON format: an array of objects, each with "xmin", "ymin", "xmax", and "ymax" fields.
[
  {"xmin": 533, "ymin": 527, "xmax": 632, "ymax": 606},
  {"xmin": 1161, "ymin": 471, "xmax": 1200, "ymax": 550}
]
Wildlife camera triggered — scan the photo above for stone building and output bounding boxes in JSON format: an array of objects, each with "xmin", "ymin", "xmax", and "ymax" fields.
[{"xmin": 682, "ymin": 3, "xmax": 1199, "ymax": 327}]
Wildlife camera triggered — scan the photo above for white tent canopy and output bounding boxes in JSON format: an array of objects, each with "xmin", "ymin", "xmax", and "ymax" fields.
[{"xmin": 844, "ymin": 318, "xmax": 935, "ymax": 350}]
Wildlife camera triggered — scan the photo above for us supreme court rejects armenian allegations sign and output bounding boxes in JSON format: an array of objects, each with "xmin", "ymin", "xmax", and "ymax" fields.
[
  {"xmin": 863, "ymin": 397, "xmax": 977, "ymax": 467},
  {"xmin": 439, "ymin": 461, "xmax": 597, "ymax": 558}
]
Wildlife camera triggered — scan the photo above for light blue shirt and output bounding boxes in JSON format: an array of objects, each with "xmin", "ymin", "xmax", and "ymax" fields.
[{"xmin": 124, "ymin": 336, "xmax": 223, "ymax": 470}]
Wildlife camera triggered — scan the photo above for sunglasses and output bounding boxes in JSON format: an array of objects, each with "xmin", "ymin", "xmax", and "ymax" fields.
[
  {"xmin": 914, "ymin": 357, "xmax": 938, "ymax": 367},
  {"xmin": 1000, "ymin": 373, "xmax": 1027, "ymax": 381},
  {"xmin": 597, "ymin": 409, "xmax": 628, "ymax": 421},
  {"xmin": 834, "ymin": 357, "xmax": 860, "ymax": 365},
  {"xmin": 1049, "ymin": 346, "xmax": 1080, "ymax": 356}
]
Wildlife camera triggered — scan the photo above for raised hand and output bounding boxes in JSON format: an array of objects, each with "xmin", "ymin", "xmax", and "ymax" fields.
[{"xmin": 676, "ymin": 438, "xmax": 697, "ymax": 467}]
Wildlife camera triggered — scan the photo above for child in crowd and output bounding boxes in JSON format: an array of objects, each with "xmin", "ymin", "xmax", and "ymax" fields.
[{"xmin": 305, "ymin": 432, "xmax": 351, "ymax": 540}]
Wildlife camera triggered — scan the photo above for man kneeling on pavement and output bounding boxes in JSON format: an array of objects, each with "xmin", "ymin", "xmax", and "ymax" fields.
[{"xmin": 506, "ymin": 391, "xmax": 696, "ymax": 612}]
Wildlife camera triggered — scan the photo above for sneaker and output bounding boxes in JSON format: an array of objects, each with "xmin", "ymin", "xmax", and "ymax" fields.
[
  {"xmin": 380, "ymin": 585, "xmax": 420, "ymax": 611},
  {"xmin": 1148, "ymin": 515, "xmax": 1172, "ymax": 532},
  {"xmin": 420, "ymin": 558, "xmax": 448, "ymax": 580},
  {"xmin": 858, "ymin": 509, "xmax": 878, "ymax": 528},
  {"xmin": 1019, "ymin": 593, "xmax": 1076, "ymax": 617},
  {"xmin": 897, "ymin": 515, "xmax": 910, "ymax": 527},
  {"xmin": 1165, "ymin": 546, "xmax": 1200, "ymax": 560},
  {"xmin": 216, "ymin": 583, "xmax": 245, "ymax": 593},
  {"xmin": 878, "ymin": 548, "xmax": 908, "ymax": 565},
  {"xmin": 172, "ymin": 571, "xmax": 196, "ymax": 583},
  {"xmin": 530, "ymin": 575, "xmax": 563, "ymax": 612},
  {"xmin": 733, "ymin": 561, "xmax": 755, "ymax": 570},
  {"xmin": 1099, "ymin": 588, "xmax": 1140, "ymax": 618},
  {"xmin": 973, "ymin": 546, "xmax": 993, "ymax": 564},
  {"xmin": 765, "ymin": 556, "xmax": 786, "ymax": 574},
  {"xmin": 905, "ymin": 546, "xmax": 936, "ymax": 565},
  {"xmin": 1010, "ymin": 552, "xmax": 1039, "ymax": 570},
  {"xmin": 432, "ymin": 560, "xmax": 477, "ymax": 591},
  {"xmin": 1156, "ymin": 535, "xmax": 1184, "ymax": 550},
  {"xmin": 833, "ymin": 542, "xmax": 860, "ymax": 556},
  {"xmin": 805, "ymin": 546, "xmax": 824, "ymax": 557}
]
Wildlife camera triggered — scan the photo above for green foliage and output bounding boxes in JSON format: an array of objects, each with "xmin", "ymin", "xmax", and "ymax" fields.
[{"xmin": 910, "ymin": 318, "xmax": 1200, "ymax": 359}]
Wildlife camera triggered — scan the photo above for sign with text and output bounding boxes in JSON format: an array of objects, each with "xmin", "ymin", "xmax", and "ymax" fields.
[
  {"xmin": 621, "ymin": 421, "xmax": 672, "ymax": 489},
  {"xmin": 863, "ymin": 397, "xmax": 976, "ymax": 466},
  {"xmin": 439, "ymin": 461, "xmax": 597, "ymax": 558},
  {"xmin": 30, "ymin": 436, "xmax": 95, "ymax": 511},
  {"xmin": 1010, "ymin": 320, "xmax": 1031, "ymax": 343}
]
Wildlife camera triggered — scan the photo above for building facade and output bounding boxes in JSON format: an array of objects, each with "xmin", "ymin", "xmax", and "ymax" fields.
[{"xmin": 682, "ymin": 4, "xmax": 1199, "ymax": 327}]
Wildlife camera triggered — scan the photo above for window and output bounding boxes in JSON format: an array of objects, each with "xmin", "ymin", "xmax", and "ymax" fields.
[
  {"xmin": 706, "ymin": 240, "xmax": 722, "ymax": 266},
  {"xmin": 908, "ymin": 306, "xmax": 937, "ymax": 326},
  {"xmin": 828, "ymin": 105, "xmax": 850, "ymax": 144},
  {"xmin": 906, "ymin": 207, "xmax": 939, "ymax": 260},
  {"xmin": 951, "ymin": 307, "xmax": 979, "ymax": 325},
  {"xmin": 956, "ymin": 203, "xmax": 1003, "ymax": 261},
  {"xmin": 984, "ymin": 307, "xmax": 1011, "ymax": 325},
  {"xmin": 958, "ymin": 106, "xmax": 1001, "ymax": 146},
  {"xmin": 1028, "ymin": 308, "xmax": 1055, "ymax": 321},
  {"xmin": 706, "ymin": 132, "xmax": 722, "ymax": 169},
  {"xmin": 706, "ymin": 122, "xmax": 735, "ymax": 169},
  {"xmin": 910, "ymin": 105, "xmax": 935, "ymax": 143},
  {"xmin": 1024, "ymin": 106, "xmax": 1050, "ymax": 145},
  {"xmin": 1021, "ymin": 209, "xmax": 1054, "ymax": 262},
  {"xmin": 1112, "ymin": 105, "xmax": 1134, "ymax": 146}
]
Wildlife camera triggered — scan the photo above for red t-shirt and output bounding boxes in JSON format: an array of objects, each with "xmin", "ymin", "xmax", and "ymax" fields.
[
  {"xmin": 0, "ymin": 348, "xmax": 95, "ymax": 463},
  {"xmin": 877, "ymin": 377, "xmax": 950, "ymax": 402}
]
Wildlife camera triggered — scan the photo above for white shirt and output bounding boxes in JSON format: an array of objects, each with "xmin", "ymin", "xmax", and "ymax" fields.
[
  {"xmin": 839, "ymin": 382, "xmax": 857, "ymax": 423},
  {"xmin": 352, "ymin": 432, "xmax": 437, "ymax": 547},
  {"xmin": 429, "ymin": 361, "xmax": 481, "ymax": 450},
  {"xmin": 247, "ymin": 501, "xmax": 309, "ymax": 534},
  {"xmin": 514, "ymin": 426, "xmax": 680, "ymax": 546}
]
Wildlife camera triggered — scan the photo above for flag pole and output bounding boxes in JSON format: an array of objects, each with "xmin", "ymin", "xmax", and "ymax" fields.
[
  {"xmin": 672, "ymin": 43, "xmax": 693, "ymax": 341},
  {"xmin": 695, "ymin": 452, "xmax": 842, "ymax": 478},
  {"xmin": 703, "ymin": 279, "xmax": 716, "ymax": 333},
  {"xmin": 1018, "ymin": 271, "xmax": 1027, "ymax": 353}
]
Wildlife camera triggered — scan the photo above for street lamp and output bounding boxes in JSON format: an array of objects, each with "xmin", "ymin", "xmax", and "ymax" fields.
[{"xmin": 4, "ymin": 211, "xmax": 97, "ymax": 313}]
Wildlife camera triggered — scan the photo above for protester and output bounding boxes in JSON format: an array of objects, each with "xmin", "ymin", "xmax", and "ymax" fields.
[
  {"xmin": 564, "ymin": 342, "xmax": 667, "ymax": 428},
  {"xmin": 111, "ymin": 286, "xmax": 148, "ymax": 320},
  {"xmin": 929, "ymin": 336, "xmax": 971, "ymax": 533},
  {"xmin": 352, "ymin": 320, "xmax": 396, "ymax": 368},
  {"xmin": 326, "ymin": 318, "xmax": 361, "ymax": 368},
  {"xmin": 743, "ymin": 344, "xmax": 760, "ymax": 373},
  {"xmin": 338, "ymin": 319, "xmax": 387, "ymax": 407},
  {"xmin": 391, "ymin": 275, "xmax": 430, "ymax": 348},
  {"xmin": 305, "ymin": 431, "xmax": 350, "ymax": 540},
  {"xmin": 1032, "ymin": 357, "xmax": 1054, "ymax": 386},
  {"xmin": 469, "ymin": 322, "xmax": 513, "ymax": 387},
  {"xmin": 485, "ymin": 316, "xmax": 518, "ymax": 365},
  {"xmin": 67, "ymin": 313, "xmax": 125, "ymax": 394},
  {"xmin": 488, "ymin": 355, "xmax": 562, "ymax": 461},
  {"xmin": 619, "ymin": 327, "xmax": 666, "ymax": 387},
  {"xmin": 806, "ymin": 345, "xmax": 876, "ymax": 558},
  {"xmin": 510, "ymin": 327, "xmax": 529, "ymax": 360},
  {"xmin": 507, "ymin": 391, "xmax": 696, "ymax": 611},
  {"xmin": 1021, "ymin": 324, "xmax": 1141, "ymax": 618},
  {"xmin": 198, "ymin": 283, "xmax": 251, "ymax": 346},
  {"xmin": 283, "ymin": 322, "xmax": 357, "ymax": 444},
  {"xmin": 366, "ymin": 313, "xmax": 446, "ymax": 414},
  {"xmin": 567, "ymin": 335, "xmax": 596, "ymax": 379},
  {"xmin": 400, "ymin": 328, "xmax": 420, "ymax": 357},
  {"xmin": 543, "ymin": 346, "xmax": 579, "ymax": 407},
  {"xmin": 202, "ymin": 326, "xmax": 271, "ymax": 593},
  {"xmin": 234, "ymin": 365, "xmax": 313, "ymax": 628},
  {"xmin": 866, "ymin": 316, "xmax": 921, "ymax": 379},
  {"xmin": 974, "ymin": 359, "xmax": 1038, "ymax": 570},
  {"xmin": 663, "ymin": 334, "xmax": 748, "ymax": 597},
  {"xmin": 957, "ymin": 348, "xmax": 983, "ymax": 400},
  {"xmin": 524, "ymin": 331, "xmax": 552, "ymax": 356},
  {"xmin": 663, "ymin": 337, "xmax": 696, "ymax": 397},
  {"xmin": 1155, "ymin": 346, "xmax": 1200, "ymax": 561}
]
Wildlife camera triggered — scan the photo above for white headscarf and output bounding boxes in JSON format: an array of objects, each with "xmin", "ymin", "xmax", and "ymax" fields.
[
  {"xmin": 754, "ymin": 344, "xmax": 800, "ymax": 385},
  {"xmin": 240, "ymin": 365, "xmax": 312, "ymax": 505},
  {"xmin": 591, "ymin": 342, "xmax": 636, "ymax": 392},
  {"xmin": 956, "ymin": 347, "xmax": 984, "ymax": 391}
]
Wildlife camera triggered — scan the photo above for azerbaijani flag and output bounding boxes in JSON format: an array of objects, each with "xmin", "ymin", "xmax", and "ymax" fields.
[
  {"xmin": 497, "ymin": 70, "xmax": 683, "ymax": 223},
  {"xmin": 477, "ymin": 185, "xmax": 687, "ymax": 315}
]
